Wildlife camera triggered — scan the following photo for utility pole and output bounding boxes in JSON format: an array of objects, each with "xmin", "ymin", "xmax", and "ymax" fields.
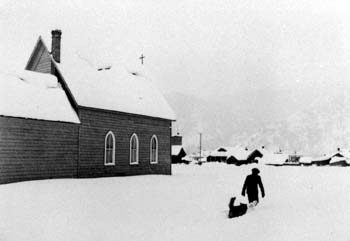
[{"xmin": 199, "ymin": 133, "xmax": 202, "ymax": 165}]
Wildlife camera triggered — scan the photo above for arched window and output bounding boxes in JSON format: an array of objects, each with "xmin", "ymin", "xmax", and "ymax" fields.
[
  {"xmin": 130, "ymin": 133, "xmax": 139, "ymax": 165},
  {"xmin": 104, "ymin": 131, "xmax": 115, "ymax": 166},
  {"xmin": 150, "ymin": 135, "xmax": 158, "ymax": 164}
]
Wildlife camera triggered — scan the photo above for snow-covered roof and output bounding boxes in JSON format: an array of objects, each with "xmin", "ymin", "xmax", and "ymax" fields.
[
  {"xmin": 182, "ymin": 155, "xmax": 193, "ymax": 161},
  {"xmin": 328, "ymin": 152, "xmax": 344, "ymax": 158},
  {"xmin": 312, "ymin": 156, "xmax": 331, "ymax": 162},
  {"xmin": 210, "ymin": 146, "xmax": 251, "ymax": 160},
  {"xmin": 299, "ymin": 156, "xmax": 313, "ymax": 164},
  {"xmin": 329, "ymin": 156, "xmax": 349, "ymax": 164},
  {"xmin": 53, "ymin": 52, "xmax": 176, "ymax": 120},
  {"xmin": 227, "ymin": 147, "xmax": 251, "ymax": 160},
  {"xmin": 199, "ymin": 157, "xmax": 207, "ymax": 162},
  {"xmin": 259, "ymin": 153, "xmax": 288, "ymax": 165},
  {"xmin": 209, "ymin": 147, "xmax": 230, "ymax": 157},
  {"xmin": 172, "ymin": 146, "xmax": 185, "ymax": 156},
  {"xmin": 0, "ymin": 71, "xmax": 80, "ymax": 124},
  {"xmin": 312, "ymin": 152, "xmax": 348, "ymax": 162}
]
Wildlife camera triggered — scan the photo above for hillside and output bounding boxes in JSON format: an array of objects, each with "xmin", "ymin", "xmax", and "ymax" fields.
[{"xmin": 165, "ymin": 82, "xmax": 350, "ymax": 155}]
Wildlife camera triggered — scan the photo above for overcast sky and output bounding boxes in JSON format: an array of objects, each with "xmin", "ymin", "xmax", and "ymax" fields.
[{"xmin": 2, "ymin": 0, "xmax": 350, "ymax": 140}]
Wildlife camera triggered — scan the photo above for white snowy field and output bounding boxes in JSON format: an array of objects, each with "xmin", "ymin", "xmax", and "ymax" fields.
[{"xmin": 1, "ymin": 164, "xmax": 350, "ymax": 241}]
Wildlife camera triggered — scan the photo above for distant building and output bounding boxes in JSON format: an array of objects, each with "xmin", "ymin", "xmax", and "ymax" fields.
[
  {"xmin": 207, "ymin": 147, "xmax": 229, "ymax": 162},
  {"xmin": 171, "ymin": 133, "xmax": 187, "ymax": 164},
  {"xmin": 311, "ymin": 155, "xmax": 331, "ymax": 166},
  {"xmin": 257, "ymin": 148, "xmax": 289, "ymax": 166},
  {"xmin": 285, "ymin": 154, "xmax": 301, "ymax": 166},
  {"xmin": 299, "ymin": 156, "xmax": 313, "ymax": 166},
  {"xmin": 207, "ymin": 146, "xmax": 262, "ymax": 165},
  {"xmin": 191, "ymin": 151, "xmax": 210, "ymax": 164},
  {"xmin": 171, "ymin": 134, "xmax": 183, "ymax": 146},
  {"xmin": 171, "ymin": 146, "xmax": 187, "ymax": 164},
  {"xmin": 327, "ymin": 150, "xmax": 349, "ymax": 166},
  {"xmin": 329, "ymin": 156, "xmax": 349, "ymax": 166}
]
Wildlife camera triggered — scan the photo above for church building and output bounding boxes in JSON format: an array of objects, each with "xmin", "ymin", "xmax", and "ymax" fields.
[{"xmin": 0, "ymin": 30, "xmax": 176, "ymax": 184}]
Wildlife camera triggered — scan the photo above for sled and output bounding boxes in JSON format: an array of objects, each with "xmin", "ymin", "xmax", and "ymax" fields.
[{"xmin": 228, "ymin": 197, "xmax": 258, "ymax": 218}]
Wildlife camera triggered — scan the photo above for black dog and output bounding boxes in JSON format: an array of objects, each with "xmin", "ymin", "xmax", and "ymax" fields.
[{"xmin": 228, "ymin": 197, "xmax": 248, "ymax": 218}]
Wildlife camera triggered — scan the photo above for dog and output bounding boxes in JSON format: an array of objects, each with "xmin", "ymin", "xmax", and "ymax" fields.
[{"xmin": 228, "ymin": 197, "xmax": 257, "ymax": 218}]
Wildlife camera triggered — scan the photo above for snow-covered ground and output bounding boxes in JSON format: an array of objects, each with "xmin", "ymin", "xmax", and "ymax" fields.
[{"xmin": 1, "ymin": 163, "xmax": 350, "ymax": 241}]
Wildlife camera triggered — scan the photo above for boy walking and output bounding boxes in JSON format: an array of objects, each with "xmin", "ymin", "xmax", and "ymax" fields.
[{"xmin": 241, "ymin": 168, "xmax": 265, "ymax": 204}]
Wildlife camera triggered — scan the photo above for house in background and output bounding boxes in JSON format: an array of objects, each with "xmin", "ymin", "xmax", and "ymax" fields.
[
  {"xmin": 207, "ymin": 147, "xmax": 230, "ymax": 162},
  {"xmin": 311, "ymin": 149, "xmax": 344, "ymax": 166},
  {"xmin": 171, "ymin": 134, "xmax": 187, "ymax": 164},
  {"xmin": 226, "ymin": 147, "xmax": 262, "ymax": 165},
  {"xmin": 207, "ymin": 146, "xmax": 262, "ymax": 165},
  {"xmin": 328, "ymin": 149, "xmax": 349, "ymax": 166},
  {"xmin": 311, "ymin": 155, "xmax": 331, "ymax": 166},
  {"xmin": 191, "ymin": 150, "xmax": 210, "ymax": 164},
  {"xmin": 171, "ymin": 146, "xmax": 187, "ymax": 164},
  {"xmin": 329, "ymin": 156, "xmax": 349, "ymax": 166},
  {"xmin": 256, "ymin": 147, "xmax": 289, "ymax": 166},
  {"xmin": 299, "ymin": 156, "xmax": 313, "ymax": 166},
  {"xmin": 171, "ymin": 134, "xmax": 183, "ymax": 146},
  {"xmin": 0, "ymin": 30, "xmax": 176, "ymax": 184}
]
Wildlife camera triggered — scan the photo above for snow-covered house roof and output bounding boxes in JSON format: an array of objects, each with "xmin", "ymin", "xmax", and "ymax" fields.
[
  {"xmin": 209, "ymin": 147, "xmax": 231, "ymax": 157},
  {"xmin": 27, "ymin": 35, "xmax": 176, "ymax": 121},
  {"xmin": 172, "ymin": 146, "xmax": 186, "ymax": 156},
  {"xmin": 313, "ymin": 152, "xmax": 349, "ymax": 163},
  {"xmin": 312, "ymin": 155, "xmax": 331, "ymax": 163},
  {"xmin": 299, "ymin": 156, "xmax": 313, "ymax": 164},
  {"xmin": 259, "ymin": 153, "xmax": 288, "ymax": 165},
  {"xmin": 329, "ymin": 156, "xmax": 349, "ymax": 165},
  {"xmin": 328, "ymin": 152, "xmax": 344, "ymax": 158},
  {"xmin": 209, "ymin": 146, "xmax": 251, "ymax": 160},
  {"xmin": 227, "ymin": 147, "xmax": 251, "ymax": 160},
  {"xmin": 0, "ymin": 71, "xmax": 80, "ymax": 124}
]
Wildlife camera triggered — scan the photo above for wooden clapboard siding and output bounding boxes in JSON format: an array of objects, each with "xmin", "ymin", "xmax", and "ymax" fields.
[
  {"xmin": 34, "ymin": 47, "xmax": 52, "ymax": 73},
  {"xmin": 78, "ymin": 107, "xmax": 172, "ymax": 177},
  {"xmin": 25, "ymin": 38, "xmax": 52, "ymax": 74},
  {"xmin": 0, "ymin": 116, "xmax": 79, "ymax": 184}
]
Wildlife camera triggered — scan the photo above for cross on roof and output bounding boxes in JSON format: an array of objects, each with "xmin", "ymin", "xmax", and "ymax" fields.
[{"xmin": 139, "ymin": 54, "xmax": 145, "ymax": 65}]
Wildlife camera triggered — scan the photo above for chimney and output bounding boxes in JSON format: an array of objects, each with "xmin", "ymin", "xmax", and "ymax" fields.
[{"xmin": 51, "ymin": 29, "xmax": 62, "ymax": 63}]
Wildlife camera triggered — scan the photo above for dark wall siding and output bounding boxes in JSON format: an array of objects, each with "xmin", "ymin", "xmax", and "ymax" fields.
[
  {"xmin": 171, "ymin": 136, "xmax": 182, "ymax": 146},
  {"xmin": 0, "ymin": 116, "xmax": 79, "ymax": 184},
  {"xmin": 78, "ymin": 107, "xmax": 172, "ymax": 177}
]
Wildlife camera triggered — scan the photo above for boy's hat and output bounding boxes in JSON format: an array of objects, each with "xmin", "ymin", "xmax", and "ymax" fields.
[{"xmin": 252, "ymin": 168, "xmax": 260, "ymax": 174}]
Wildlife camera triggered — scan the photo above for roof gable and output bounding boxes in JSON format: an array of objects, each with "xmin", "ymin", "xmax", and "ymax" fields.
[
  {"xmin": 25, "ymin": 37, "xmax": 50, "ymax": 71},
  {"xmin": 25, "ymin": 37, "xmax": 79, "ymax": 112},
  {"xmin": 172, "ymin": 146, "xmax": 186, "ymax": 156}
]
